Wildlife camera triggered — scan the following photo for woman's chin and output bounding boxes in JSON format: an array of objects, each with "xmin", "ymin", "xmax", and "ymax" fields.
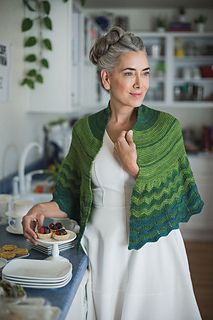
[{"xmin": 130, "ymin": 100, "xmax": 144, "ymax": 108}]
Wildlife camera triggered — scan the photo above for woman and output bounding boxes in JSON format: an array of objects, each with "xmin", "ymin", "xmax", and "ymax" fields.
[{"xmin": 23, "ymin": 27, "xmax": 204, "ymax": 320}]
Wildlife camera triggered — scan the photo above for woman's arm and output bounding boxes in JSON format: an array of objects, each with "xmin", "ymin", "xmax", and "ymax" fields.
[{"xmin": 22, "ymin": 201, "xmax": 68, "ymax": 244}]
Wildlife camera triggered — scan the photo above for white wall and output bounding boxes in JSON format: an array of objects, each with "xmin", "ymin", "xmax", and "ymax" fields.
[{"xmin": 0, "ymin": 0, "xmax": 71, "ymax": 180}]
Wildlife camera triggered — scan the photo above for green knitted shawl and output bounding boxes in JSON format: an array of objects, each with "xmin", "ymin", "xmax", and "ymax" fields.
[{"xmin": 53, "ymin": 104, "xmax": 204, "ymax": 250}]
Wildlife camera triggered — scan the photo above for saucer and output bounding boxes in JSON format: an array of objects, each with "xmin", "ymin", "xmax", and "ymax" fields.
[
  {"xmin": 0, "ymin": 258, "xmax": 7, "ymax": 269},
  {"xmin": 6, "ymin": 226, "xmax": 23, "ymax": 235}
]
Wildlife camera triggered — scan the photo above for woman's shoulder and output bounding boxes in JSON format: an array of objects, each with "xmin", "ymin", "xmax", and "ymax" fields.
[
  {"xmin": 136, "ymin": 104, "xmax": 181, "ymax": 133},
  {"xmin": 143, "ymin": 104, "xmax": 178, "ymax": 122},
  {"xmin": 72, "ymin": 115, "xmax": 90, "ymax": 134},
  {"xmin": 73, "ymin": 107, "xmax": 107, "ymax": 130}
]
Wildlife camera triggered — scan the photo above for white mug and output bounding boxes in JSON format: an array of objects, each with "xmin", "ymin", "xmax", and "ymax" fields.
[
  {"xmin": 8, "ymin": 216, "xmax": 23, "ymax": 234},
  {"xmin": 12, "ymin": 199, "xmax": 34, "ymax": 218},
  {"xmin": 6, "ymin": 199, "xmax": 34, "ymax": 234},
  {"xmin": 0, "ymin": 194, "xmax": 12, "ymax": 225}
]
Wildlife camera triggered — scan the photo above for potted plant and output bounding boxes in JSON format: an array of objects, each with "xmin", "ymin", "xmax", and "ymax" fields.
[
  {"xmin": 179, "ymin": 7, "xmax": 186, "ymax": 22},
  {"xmin": 156, "ymin": 18, "xmax": 166, "ymax": 32},
  {"xmin": 194, "ymin": 15, "xmax": 207, "ymax": 32}
]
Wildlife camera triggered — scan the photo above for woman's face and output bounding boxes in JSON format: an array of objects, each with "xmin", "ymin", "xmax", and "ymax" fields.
[{"xmin": 102, "ymin": 50, "xmax": 150, "ymax": 109}]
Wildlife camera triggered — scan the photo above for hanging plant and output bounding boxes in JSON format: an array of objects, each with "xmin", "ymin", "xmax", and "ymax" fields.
[
  {"xmin": 21, "ymin": 0, "xmax": 85, "ymax": 89},
  {"xmin": 21, "ymin": 0, "xmax": 54, "ymax": 89}
]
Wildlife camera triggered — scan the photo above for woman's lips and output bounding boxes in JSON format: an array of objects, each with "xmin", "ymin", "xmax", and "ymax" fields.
[{"xmin": 130, "ymin": 92, "xmax": 142, "ymax": 97}]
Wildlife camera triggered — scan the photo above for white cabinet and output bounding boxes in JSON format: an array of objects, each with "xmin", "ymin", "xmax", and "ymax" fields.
[
  {"xmin": 27, "ymin": 1, "xmax": 101, "ymax": 113},
  {"xmin": 136, "ymin": 32, "xmax": 213, "ymax": 109},
  {"xmin": 80, "ymin": 17, "xmax": 102, "ymax": 109},
  {"xmin": 65, "ymin": 269, "xmax": 89, "ymax": 320}
]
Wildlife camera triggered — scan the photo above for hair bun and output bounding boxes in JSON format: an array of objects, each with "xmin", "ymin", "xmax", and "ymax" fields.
[
  {"xmin": 89, "ymin": 26, "xmax": 126, "ymax": 65},
  {"xmin": 106, "ymin": 26, "xmax": 125, "ymax": 45}
]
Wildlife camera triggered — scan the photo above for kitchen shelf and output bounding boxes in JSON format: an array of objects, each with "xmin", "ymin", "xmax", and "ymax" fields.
[
  {"xmin": 174, "ymin": 79, "xmax": 213, "ymax": 83},
  {"xmin": 135, "ymin": 32, "xmax": 213, "ymax": 109},
  {"xmin": 174, "ymin": 56, "xmax": 213, "ymax": 61}
]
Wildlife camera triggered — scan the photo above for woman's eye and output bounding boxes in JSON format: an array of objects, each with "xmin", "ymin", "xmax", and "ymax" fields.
[
  {"xmin": 124, "ymin": 72, "xmax": 133, "ymax": 76},
  {"xmin": 143, "ymin": 71, "xmax": 150, "ymax": 77}
]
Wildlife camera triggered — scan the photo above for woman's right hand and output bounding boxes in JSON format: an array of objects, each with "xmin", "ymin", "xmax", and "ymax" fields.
[
  {"xmin": 22, "ymin": 201, "xmax": 68, "ymax": 244},
  {"xmin": 22, "ymin": 203, "xmax": 45, "ymax": 245}
]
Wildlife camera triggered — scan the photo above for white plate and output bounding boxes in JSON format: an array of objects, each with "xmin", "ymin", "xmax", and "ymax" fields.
[
  {"xmin": 36, "ymin": 230, "xmax": 76, "ymax": 245},
  {"xmin": 3, "ymin": 270, "xmax": 72, "ymax": 284},
  {"xmin": 3, "ymin": 259, "xmax": 72, "ymax": 280},
  {"xmin": 6, "ymin": 225, "xmax": 23, "ymax": 235},
  {"xmin": 3, "ymin": 269, "xmax": 72, "ymax": 284},
  {"xmin": 3, "ymin": 274, "xmax": 72, "ymax": 289}
]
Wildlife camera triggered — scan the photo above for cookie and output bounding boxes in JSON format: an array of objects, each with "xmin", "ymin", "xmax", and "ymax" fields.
[
  {"xmin": 2, "ymin": 244, "xmax": 17, "ymax": 251},
  {"xmin": 14, "ymin": 248, "xmax": 29, "ymax": 257},
  {"xmin": 0, "ymin": 251, "xmax": 16, "ymax": 259}
]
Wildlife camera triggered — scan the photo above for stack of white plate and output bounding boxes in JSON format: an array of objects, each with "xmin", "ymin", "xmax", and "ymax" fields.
[
  {"xmin": 32, "ymin": 241, "xmax": 75, "ymax": 255},
  {"xmin": 2, "ymin": 259, "xmax": 72, "ymax": 289}
]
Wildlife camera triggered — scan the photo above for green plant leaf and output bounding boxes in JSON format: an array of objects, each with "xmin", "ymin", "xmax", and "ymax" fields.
[
  {"xmin": 43, "ymin": 16, "xmax": 52, "ymax": 30},
  {"xmin": 41, "ymin": 58, "xmax": 49, "ymax": 68},
  {"xmin": 41, "ymin": 1, "xmax": 51, "ymax": 15},
  {"xmin": 21, "ymin": 18, "xmax": 33, "ymax": 31},
  {"xmin": 25, "ymin": 54, "xmax": 37, "ymax": 62},
  {"xmin": 24, "ymin": 36, "xmax": 37, "ymax": 47},
  {"xmin": 43, "ymin": 38, "xmax": 52, "ymax": 50},
  {"xmin": 23, "ymin": 0, "xmax": 36, "ymax": 12},
  {"xmin": 26, "ymin": 69, "xmax": 37, "ymax": 77},
  {"xmin": 36, "ymin": 74, "xmax": 44, "ymax": 83},
  {"xmin": 21, "ymin": 78, "xmax": 35, "ymax": 89}
]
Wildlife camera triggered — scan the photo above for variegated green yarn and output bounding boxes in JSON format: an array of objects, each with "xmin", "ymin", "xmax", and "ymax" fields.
[{"xmin": 53, "ymin": 104, "xmax": 204, "ymax": 250}]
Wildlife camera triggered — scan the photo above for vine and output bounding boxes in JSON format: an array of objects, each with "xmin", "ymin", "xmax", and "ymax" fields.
[
  {"xmin": 21, "ymin": 0, "xmax": 85, "ymax": 89},
  {"xmin": 21, "ymin": 0, "xmax": 54, "ymax": 89}
]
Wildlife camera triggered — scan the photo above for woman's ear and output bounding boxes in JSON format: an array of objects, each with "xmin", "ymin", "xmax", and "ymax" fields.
[{"xmin": 101, "ymin": 70, "xmax": 110, "ymax": 91}]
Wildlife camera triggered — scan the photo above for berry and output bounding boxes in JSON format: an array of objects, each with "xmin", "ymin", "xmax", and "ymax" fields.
[
  {"xmin": 38, "ymin": 226, "xmax": 45, "ymax": 234},
  {"xmin": 49, "ymin": 223, "xmax": 55, "ymax": 229},
  {"xmin": 55, "ymin": 229, "xmax": 67, "ymax": 235},
  {"xmin": 44, "ymin": 226, "xmax": 50, "ymax": 234},
  {"xmin": 38, "ymin": 226, "xmax": 50, "ymax": 234},
  {"xmin": 55, "ymin": 222, "xmax": 63, "ymax": 229}
]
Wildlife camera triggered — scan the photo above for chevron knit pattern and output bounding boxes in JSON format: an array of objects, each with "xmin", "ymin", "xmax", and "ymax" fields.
[{"xmin": 53, "ymin": 104, "xmax": 204, "ymax": 250}]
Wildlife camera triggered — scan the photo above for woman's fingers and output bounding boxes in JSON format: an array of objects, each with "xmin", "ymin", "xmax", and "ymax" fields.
[
  {"xmin": 36, "ymin": 215, "xmax": 44, "ymax": 229},
  {"xmin": 125, "ymin": 130, "xmax": 134, "ymax": 146},
  {"xmin": 117, "ymin": 130, "xmax": 126, "ymax": 143},
  {"xmin": 22, "ymin": 216, "xmax": 38, "ymax": 244}
]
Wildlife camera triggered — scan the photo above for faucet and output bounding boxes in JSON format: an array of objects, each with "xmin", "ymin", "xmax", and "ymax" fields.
[
  {"xmin": 18, "ymin": 142, "xmax": 43, "ymax": 195},
  {"xmin": 25, "ymin": 169, "xmax": 45, "ymax": 193}
]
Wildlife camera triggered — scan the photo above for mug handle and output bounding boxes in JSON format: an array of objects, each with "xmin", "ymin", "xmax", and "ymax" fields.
[{"xmin": 8, "ymin": 217, "xmax": 17, "ymax": 231}]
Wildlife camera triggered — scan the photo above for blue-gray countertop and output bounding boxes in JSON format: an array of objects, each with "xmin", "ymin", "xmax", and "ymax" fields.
[{"xmin": 0, "ymin": 224, "xmax": 89, "ymax": 320}]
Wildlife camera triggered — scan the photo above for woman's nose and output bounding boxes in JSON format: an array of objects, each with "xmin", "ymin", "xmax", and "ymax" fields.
[{"xmin": 133, "ymin": 75, "xmax": 142, "ymax": 88}]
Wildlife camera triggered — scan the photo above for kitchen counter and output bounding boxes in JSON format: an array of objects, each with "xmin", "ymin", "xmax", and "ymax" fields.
[{"xmin": 0, "ymin": 224, "xmax": 89, "ymax": 320}]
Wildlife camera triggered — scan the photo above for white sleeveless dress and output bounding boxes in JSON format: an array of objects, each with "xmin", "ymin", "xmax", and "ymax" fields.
[{"xmin": 81, "ymin": 131, "xmax": 201, "ymax": 320}]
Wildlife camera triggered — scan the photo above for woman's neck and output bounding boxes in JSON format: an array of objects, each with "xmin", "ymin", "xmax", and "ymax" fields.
[{"xmin": 109, "ymin": 103, "xmax": 137, "ymax": 126}]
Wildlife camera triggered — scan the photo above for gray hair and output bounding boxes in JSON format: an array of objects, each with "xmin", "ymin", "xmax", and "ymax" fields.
[{"xmin": 89, "ymin": 26, "xmax": 146, "ymax": 87}]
